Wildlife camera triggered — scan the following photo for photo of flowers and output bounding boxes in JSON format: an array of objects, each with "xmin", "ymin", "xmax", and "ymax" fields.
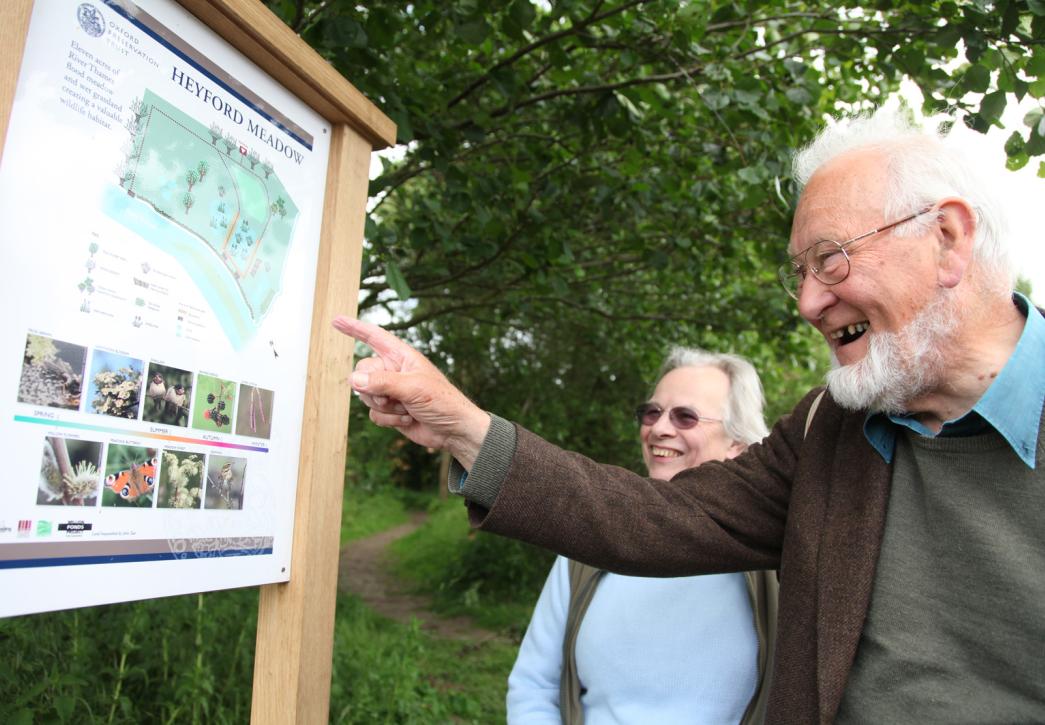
[
  {"xmin": 37, "ymin": 436, "xmax": 103, "ymax": 506},
  {"xmin": 86, "ymin": 350, "xmax": 144, "ymax": 420},
  {"xmin": 157, "ymin": 450, "xmax": 204, "ymax": 509}
]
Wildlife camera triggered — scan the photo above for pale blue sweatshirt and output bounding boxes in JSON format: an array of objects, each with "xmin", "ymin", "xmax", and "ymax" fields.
[{"xmin": 507, "ymin": 555, "xmax": 759, "ymax": 724}]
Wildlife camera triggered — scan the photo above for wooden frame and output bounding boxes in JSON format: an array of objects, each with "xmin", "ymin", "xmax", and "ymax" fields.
[{"xmin": 0, "ymin": 1, "xmax": 393, "ymax": 722}]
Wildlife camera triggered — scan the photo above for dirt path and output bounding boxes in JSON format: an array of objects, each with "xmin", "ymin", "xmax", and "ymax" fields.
[{"xmin": 337, "ymin": 511, "xmax": 511, "ymax": 643}]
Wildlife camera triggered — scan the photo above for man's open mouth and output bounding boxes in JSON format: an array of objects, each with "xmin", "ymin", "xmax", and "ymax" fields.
[{"xmin": 830, "ymin": 321, "xmax": 869, "ymax": 346}]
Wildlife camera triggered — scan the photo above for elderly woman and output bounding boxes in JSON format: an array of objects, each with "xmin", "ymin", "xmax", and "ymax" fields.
[{"xmin": 506, "ymin": 347, "xmax": 777, "ymax": 725}]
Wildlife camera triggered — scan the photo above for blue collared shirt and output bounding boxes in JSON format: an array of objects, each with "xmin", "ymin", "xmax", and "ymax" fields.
[{"xmin": 864, "ymin": 293, "xmax": 1045, "ymax": 468}]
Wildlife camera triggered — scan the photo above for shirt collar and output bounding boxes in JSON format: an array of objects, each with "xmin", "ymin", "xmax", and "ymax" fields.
[{"xmin": 863, "ymin": 293, "xmax": 1045, "ymax": 468}]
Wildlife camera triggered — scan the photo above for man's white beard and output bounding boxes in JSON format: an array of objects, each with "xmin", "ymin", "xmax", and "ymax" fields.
[{"xmin": 826, "ymin": 290, "xmax": 957, "ymax": 414}]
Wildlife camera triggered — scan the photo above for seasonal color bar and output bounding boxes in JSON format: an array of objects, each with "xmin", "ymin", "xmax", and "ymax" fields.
[{"xmin": 13, "ymin": 415, "xmax": 269, "ymax": 452}]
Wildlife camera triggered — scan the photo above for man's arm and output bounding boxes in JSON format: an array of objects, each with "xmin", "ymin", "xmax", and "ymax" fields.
[{"xmin": 336, "ymin": 316, "xmax": 812, "ymax": 577}]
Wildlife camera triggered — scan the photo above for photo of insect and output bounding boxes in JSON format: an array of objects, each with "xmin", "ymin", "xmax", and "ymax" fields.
[
  {"xmin": 102, "ymin": 444, "xmax": 159, "ymax": 508},
  {"xmin": 17, "ymin": 334, "xmax": 87, "ymax": 410}
]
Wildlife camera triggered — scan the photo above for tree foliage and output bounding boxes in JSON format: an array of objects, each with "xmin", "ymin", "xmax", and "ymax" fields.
[{"xmin": 269, "ymin": 0, "xmax": 1043, "ymax": 470}]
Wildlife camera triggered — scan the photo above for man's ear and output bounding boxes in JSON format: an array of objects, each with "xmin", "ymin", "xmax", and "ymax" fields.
[{"xmin": 934, "ymin": 198, "xmax": 976, "ymax": 289}]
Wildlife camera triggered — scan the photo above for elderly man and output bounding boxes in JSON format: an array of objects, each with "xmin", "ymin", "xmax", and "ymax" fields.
[{"xmin": 335, "ymin": 109, "xmax": 1044, "ymax": 723}]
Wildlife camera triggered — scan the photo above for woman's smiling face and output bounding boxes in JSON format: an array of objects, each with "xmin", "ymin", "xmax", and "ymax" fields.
[{"xmin": 640, "ymin": 365, "xmax": 744, "ymax": 480}]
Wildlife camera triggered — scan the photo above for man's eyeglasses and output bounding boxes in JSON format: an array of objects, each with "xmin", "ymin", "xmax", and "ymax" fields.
[
  {"xmin": 635, "ymin": 403, "xmax": 722, "ymax": 430},
  {"xmin": 778, "ymin": 207, "xmax": 935, "ymax": 300}
]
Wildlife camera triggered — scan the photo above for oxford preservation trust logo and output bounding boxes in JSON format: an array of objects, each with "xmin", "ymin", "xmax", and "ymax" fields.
[{"xmin": 76, "ymin": 3, "xmax": 106, "ymax": 38}]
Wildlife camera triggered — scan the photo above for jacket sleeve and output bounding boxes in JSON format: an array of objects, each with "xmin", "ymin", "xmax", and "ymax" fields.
[
  {"xmin": 507, "ymin": 556, "xmax": 571, "ymax": 725},
  {"xmin": 464, "ymin": 389, "xmax": 824, "ymax": 578}
]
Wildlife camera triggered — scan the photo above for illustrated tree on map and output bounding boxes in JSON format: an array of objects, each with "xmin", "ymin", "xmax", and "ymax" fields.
[
  {"xmin": 271, "ymin": 197, "xmax": 287, "ymax": 219},
  {"xmin": 182, "ymin": 192, "xmax": 194, "ymax": 213},
  {"xmin": 185, "ymin": 168, "xmax": 199, "ymax": 192}
]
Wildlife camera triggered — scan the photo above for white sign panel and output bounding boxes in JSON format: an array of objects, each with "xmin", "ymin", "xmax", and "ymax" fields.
[{"xmin": 0, "ymin": 0, "xmax": 331, "ymax": 617}]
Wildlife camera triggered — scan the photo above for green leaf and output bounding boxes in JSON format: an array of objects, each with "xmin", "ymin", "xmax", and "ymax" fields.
[
  {"xmin": 508, "ymin": 0, "xmax": 536, "ymax": 30},
  {"xmin": 455, "ymin": 19, "xmax": 489, "ymax": 45},
  {"xmin": 1004, "ymin": 131, "xmax": 1025, "ymax": 157},
  {"xmin": 385, "ymin": 260, "xmax": 412, "ymax": 300},
  {"xmin": 962, "ymin": 64, "xmax": 990, "ymax": 93},
  {"xmin": 1038, "ymin": 161, "xmax": 1045, "ymax": 178},
  {"xmin": 1006, "ymin": 153, "xmax": 1029, "ymax": 170},
  {"xmin": 1028, "ymin": 0, "xmax": 1045, "ymax": 15},
  {"xmin": 1027, "ymin": 50, "xmax": 1045, "ymax": 77},
  {"xmin": 54, "ymin": 695, "xmax": 76, "ymax": 721},
  {"xmin": 978, "ymin": 91, "xmax": 1006, "ymax": 123}
]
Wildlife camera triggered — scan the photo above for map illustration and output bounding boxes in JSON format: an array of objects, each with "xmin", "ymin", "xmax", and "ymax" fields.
[{"xmin": 109, "ymin": 89, "xmax": 299, "ymax": 347}]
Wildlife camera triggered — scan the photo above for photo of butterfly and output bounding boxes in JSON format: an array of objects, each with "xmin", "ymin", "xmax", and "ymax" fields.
[
  {"xmin": 102, "ymin": 444, "xmax": 159, "ymax": 508},
  {"xmin": 105, "ymin": 457, "xmax": 157, "ymax": 501}
]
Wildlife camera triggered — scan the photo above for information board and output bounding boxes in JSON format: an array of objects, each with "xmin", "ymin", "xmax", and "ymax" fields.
[{"xmin": 0, "ymin": 0, "xmax": 332, "ymax": 617}]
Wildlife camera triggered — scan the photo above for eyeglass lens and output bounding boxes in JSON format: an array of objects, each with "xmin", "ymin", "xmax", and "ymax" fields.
[
  {"xmin": 636, "ymin": 404, "xmax": 702, "ymax": 429},
  {"xmin": 782, "ymin": 241, "xmax": 850, "ymax": 297}
]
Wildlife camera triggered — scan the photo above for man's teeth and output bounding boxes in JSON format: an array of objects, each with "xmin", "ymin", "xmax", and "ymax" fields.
[
  {"xmin": 829, "ymin": 322, "xmax": 869, "ymax": 340},
  {"xmin": 651, "ymin": 447, "xmax": 681, "ymax": 458}
]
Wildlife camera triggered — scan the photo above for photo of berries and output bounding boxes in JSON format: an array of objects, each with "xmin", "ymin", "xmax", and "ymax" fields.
[{"xmin": 190, "ymin": 374, "xmax": 237, "ymax": 432}]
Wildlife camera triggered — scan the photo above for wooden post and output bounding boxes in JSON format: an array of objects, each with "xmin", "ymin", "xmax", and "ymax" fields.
[
  {"xmin": 249, "ymin": 122, "xmax": 373, "ymax": 723},
  {"xmin": 169, "ymin": 3, "xmax": 395, "ymax": 722}
]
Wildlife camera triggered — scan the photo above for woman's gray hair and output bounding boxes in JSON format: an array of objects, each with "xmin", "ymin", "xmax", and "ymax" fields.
[
  {"xmin": 656, "ymin": 347, "xmax": 769, "ymax": 446},
  {"xmin": 791, "ymin": 106, "xmax": 1014, "ymax": 291}
]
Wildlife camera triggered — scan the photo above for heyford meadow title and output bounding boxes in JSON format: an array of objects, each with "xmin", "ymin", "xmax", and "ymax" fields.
[{"xmin": 170, "ymin": 65, "xmax": 304, "ymax": 165}]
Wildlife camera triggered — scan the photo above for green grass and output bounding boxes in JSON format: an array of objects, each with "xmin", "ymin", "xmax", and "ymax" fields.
[
  {"xmin": 340, "ymin": 484, "xmax": 434, "ymax": 544},
  {"xmin": 390, "ymin": 498, "xmax": 551, "ymax": 634},
  {"xmin": 0, "ymin": 588, "xmax": 258, "ymax": 725},
  {"xmin": 330, "ymin": 594, "xmax": 518, "ymax": 723}
]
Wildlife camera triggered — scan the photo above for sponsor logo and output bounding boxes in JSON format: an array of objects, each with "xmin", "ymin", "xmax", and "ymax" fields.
[
  {"xmin": 0, "ymin": 521, "xmax": 12, "ymax": 534},
  {"xmin": 17, "ymin": 520, "xmax": 32, "ymax": 537},
  {"xmin": 76, "ymin": 3, "xmax": 106, "ymax": 37},
  {"xmin": 58, "ymin": 521, "xmax": 93, "ymax": 535},
  {"xmin": 36, "ymin": 520, "xmax": 53, "ymax": 537}
]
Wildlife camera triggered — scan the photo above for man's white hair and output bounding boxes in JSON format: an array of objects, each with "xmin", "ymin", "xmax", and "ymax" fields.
[
  {"xmin": 792, "ymin": 107, "xmax": 1014, "ymax": 291},
  {"xmin": 656, "ymin": 347, "xmax": 769, "ymax": 445}
]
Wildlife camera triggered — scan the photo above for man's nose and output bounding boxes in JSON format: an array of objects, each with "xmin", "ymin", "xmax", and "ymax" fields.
[{"xmin": 795, "ymin": 274, "xmax": 837, "ymax": 324}]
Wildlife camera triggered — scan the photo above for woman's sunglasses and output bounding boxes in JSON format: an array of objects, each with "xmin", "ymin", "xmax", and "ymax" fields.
[{"xmin": 634, "ymin": 403, "xmax": 723, "ymax": 430}]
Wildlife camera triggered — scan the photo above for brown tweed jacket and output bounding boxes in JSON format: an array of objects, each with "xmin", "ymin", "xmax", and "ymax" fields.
[{"xmin": 467, "ymin": 388, "xmax": 890, "ymax": 724}]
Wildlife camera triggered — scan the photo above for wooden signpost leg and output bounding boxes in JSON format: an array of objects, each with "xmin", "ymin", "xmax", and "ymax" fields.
[{"xmin": 250, "ymin": 123, "xmax": 371, "ymax": 724}]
